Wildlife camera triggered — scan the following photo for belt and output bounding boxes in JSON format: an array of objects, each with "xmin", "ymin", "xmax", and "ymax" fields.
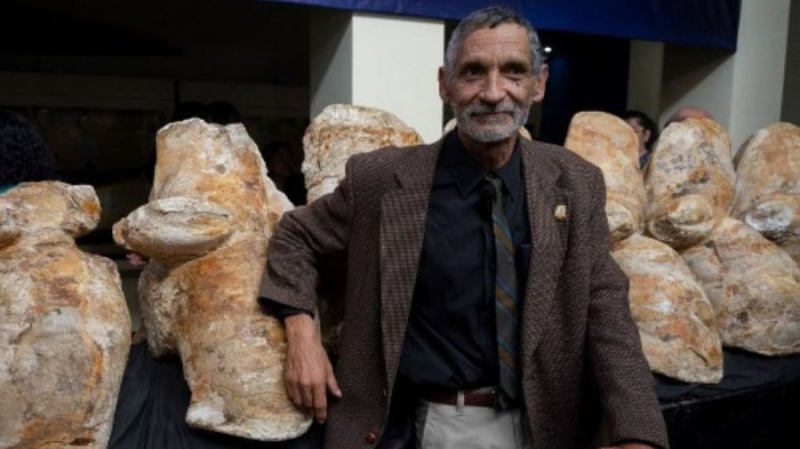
[{"xmin": 420, "ymin": 387, "xmax": 497, "ymax": 408}]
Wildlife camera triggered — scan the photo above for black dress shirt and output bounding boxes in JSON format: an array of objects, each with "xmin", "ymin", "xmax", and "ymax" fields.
[{"xmin": 397, "ymin": 132, "xmax": 531, "ymax": 392}]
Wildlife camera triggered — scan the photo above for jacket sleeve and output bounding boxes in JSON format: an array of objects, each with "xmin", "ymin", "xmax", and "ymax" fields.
[
  {"xmin": 584, "ymin": 169, "xmax": 670, "ymax": 449},
  {"xmin": 259, "ymin": 158, "xmax": 356, "ymax": 312}
]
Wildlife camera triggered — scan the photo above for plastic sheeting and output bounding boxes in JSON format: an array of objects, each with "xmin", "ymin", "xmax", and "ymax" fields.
[{"xmin": 260, "ymin": 0, "xmax": 741, "ymax": 49}]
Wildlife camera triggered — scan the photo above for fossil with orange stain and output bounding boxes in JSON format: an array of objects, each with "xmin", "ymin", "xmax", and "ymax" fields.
[
  {"xmin": 682, "ymin": 217, "xmax": 800, "ymax": 356},
  {"xmin": 644, "ymin": 118, "xmax": 800, "ymax": 356},
  {"xmin": 612, "ymin": 234, "xmax": 722, "ymax": 383},
  {"xmin": 731, "ymin": 122, "xmax": 800, "ymax": 265},
  {"xmin": 564, "ymin": 111, "xmax": 646, "ymax": 243},
  {"xmin": 302, "ymin": 104, "xmax": 423, "ymax": 203},
  {"xmin": 645, "ymin": 118, "xmax": 735, "ymax": 250},
  {"xmin": 0, "ymin": 181, "xmax": 131, "ymax": 449},
  {"xmin": 564, "ymin": 112, "xmax": 723, "ymax": 382},
  {"xmin": 113, "ymin": 119, "xmax": 309, "ymax": 441}
]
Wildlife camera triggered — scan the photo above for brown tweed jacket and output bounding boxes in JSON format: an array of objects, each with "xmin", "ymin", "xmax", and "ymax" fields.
[{"xmin": 261, "ymin": 134, "xmax": 669, "ymax": 449}]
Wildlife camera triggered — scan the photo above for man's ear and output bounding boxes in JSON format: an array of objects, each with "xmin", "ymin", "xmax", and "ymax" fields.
[
  {"xmin": 438, "ymin": 67, "xmax": 450, "ymax": 103},
  {"xmin": 532, "ymin": 64, "xmax": 549, "ymax": 103}
]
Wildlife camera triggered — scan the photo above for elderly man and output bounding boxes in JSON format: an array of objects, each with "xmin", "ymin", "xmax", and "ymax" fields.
[{"xmin": 261, "ymin": 6, "xmax": 668, "ymax": 449}]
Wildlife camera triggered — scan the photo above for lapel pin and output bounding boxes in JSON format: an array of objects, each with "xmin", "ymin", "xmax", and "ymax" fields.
[{"xmin": 554, "ymin": 204, "xmax": 568, "ymax": 221}]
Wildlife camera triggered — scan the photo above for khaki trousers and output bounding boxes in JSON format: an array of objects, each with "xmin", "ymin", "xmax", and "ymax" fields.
[{"xmin": 414, "ymin": 400, "xmax": 534, "ymax": 449}]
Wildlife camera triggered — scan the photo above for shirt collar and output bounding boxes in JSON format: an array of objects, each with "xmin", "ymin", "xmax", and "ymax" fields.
[{"xmin": 440, "ymin": 130, "xmax": 523, "ymax": 202}]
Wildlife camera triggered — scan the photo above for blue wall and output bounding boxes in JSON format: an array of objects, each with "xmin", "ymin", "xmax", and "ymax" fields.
[
  {"xmin": 538, "ymin": 31, "xmax": 631, "ymax": 145},
  {"xmin": 264, "ymin": 0, "xmax": 742, "ymax": 49}
]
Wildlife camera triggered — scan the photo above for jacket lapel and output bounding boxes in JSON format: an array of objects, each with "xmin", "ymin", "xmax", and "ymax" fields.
[
  {"xmin": 379, "ymin": 140, "xmax": 442, "ymax": 392},
  {"xmin": 520, "ymin": 140, "xmax": 568, "ymax": 369}
]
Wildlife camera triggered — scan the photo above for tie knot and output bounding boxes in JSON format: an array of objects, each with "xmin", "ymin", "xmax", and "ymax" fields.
[{"xmin": 485, "ymin": 174, "xmax": 503, "ymax": 198}]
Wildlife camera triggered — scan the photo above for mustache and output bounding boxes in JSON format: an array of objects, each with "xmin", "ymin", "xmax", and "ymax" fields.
[{"xmin": 463, "ymin": 101, "xmax": 521, "ymax": 116}]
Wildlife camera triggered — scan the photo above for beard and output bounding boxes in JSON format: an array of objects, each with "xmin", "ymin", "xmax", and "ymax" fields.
[{"xmin": 453, "ymin": 98, "xmax": 531, "ymax": 143}]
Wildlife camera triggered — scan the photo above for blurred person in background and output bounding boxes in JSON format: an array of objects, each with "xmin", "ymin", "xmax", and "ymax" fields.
[
  {"xmin": 0, "ymin": 109, "xmax": 60, "ymax": 193},
  {"xmin": 622, "ymin": 110, "xmax": 659, "ymax": 169},
  {"xmin": 263, "ymin": 140, "xmax": 307, "ymax": 205}
]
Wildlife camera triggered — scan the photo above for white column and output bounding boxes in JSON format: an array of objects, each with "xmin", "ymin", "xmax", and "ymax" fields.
[
  {"xmin": 660, "ymin": 48, "xmax": 735, "ymax": 129},
  {"xmin": 728, "ymin": 0, "xmax": 791, "ymax": 151},
  {"xmin": 310, "ymin": 10, "xmax": 445, "ymax": 143},
  {"xmin": 627, "ymin": 40, "xmax": 664, "ymax": 119},
  {"xmin": 660, "ymin": 0, "xmax": 791, "ymax": 153}
]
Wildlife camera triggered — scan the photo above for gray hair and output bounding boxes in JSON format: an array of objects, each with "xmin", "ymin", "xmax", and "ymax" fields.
[{"xmin": 444, "ymin": 6, "xmax": 545, "ymax": 78}]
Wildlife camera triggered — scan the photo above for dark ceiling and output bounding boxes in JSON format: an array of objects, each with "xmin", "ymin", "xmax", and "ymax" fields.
[{"xmin": 0, "ymin": 0, "xmax": 312, "ymax": 85}]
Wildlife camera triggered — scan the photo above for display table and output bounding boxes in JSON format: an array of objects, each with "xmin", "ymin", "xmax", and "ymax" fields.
[
  {"xmin": 110, "ymin": 343, "xmax": 800, "ymax": 449},
  {"xmin": 656, "ymin": 349, "xmax": 800, "ymax": 449}
]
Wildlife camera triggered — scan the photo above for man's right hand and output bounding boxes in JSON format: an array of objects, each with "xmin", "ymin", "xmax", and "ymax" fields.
[{"xmin": 283, "ymin": 313, "xmax": 342, "ymax": 423}]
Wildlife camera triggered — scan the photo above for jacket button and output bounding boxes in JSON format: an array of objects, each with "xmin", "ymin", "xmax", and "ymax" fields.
[
  {"xmin": 382, "ymin": 388, "xmax": 388, "ymax": 398},
  {"xmin": 364, "ymin": 431, "xmax": 378, "ymax": 444}
]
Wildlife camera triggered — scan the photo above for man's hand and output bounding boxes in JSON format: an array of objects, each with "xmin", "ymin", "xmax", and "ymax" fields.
[{"xmin": 283, "ymin": 313, "xmax": 342, "ymax": 423}]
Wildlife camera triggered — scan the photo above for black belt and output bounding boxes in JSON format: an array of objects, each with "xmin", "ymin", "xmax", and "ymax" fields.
[{"xmin": 420, "ymin": 387, "xmax": 498, "ymax": 408}]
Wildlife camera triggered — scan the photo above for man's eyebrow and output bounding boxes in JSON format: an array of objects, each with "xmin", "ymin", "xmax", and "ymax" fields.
[
  {"xmin": 459, "ymin": 61, "xmax": 485, "ymax": 70},
  {"xmin": 457, "ymin": 55, "xmax": 488, "ymax": 66},
  {"xmin": 502, "ymin": 60, "xmax": 531, "ymax": 71}
]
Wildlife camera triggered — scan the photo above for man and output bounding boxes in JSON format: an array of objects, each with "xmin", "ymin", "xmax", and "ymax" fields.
[
  {"xmin": 261, "ymin": 6, "xmax": 668, "ymax": 449},
  {"xmin": 622, "ymin": 110, "xmax": 659, "ymax": 169}
]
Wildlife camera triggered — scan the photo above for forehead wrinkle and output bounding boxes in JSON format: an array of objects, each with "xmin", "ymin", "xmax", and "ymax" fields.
[
  {"xmin": 459, "ymin": 49, "xmax": 530, "ymax": 64},
  {"xmin": 447, "ymin": 24, "xmax": 534, "ymax": 81},
  {"xmin": 455, "ymin": 47, "xmax": 531, "ymax": 71}
]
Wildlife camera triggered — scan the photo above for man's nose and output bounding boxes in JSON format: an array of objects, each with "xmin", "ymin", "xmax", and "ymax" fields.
[{"xmin": 479, "ymin": 72, "xmax": 506, "ymax": 104}]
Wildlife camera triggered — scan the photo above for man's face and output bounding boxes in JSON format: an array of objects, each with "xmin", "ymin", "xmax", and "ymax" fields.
[
  {"xmin": 440, "ymin": 23, "xmax": 547, "ymax": 144},
  {"xmin": 625, "ymin": 117, "xmax": 651, "ymax": 151}
]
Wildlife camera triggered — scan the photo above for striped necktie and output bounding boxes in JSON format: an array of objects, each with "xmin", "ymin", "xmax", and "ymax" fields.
[{"xmin": 486, "ymin": 174, "xmax": 520, "ymax": 404}]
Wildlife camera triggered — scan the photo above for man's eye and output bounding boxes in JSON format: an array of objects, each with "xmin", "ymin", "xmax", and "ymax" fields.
[
  {"xmin": 505, "ymin": 65, "xmax": 529, "ymax": 77},
  {"xmin": 461, "ymin": 66, "xmax": 483, "ymax": 78}
]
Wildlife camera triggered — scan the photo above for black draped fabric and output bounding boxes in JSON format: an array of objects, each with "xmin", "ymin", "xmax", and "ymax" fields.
[
  {"xmin": 109, "ymin": 342, "xmax": 323, "ymax": 449},
  {"xmin": 109, "ymin": 343, "xmax": 800, "ymax": 448},
  {"xmin": 657, "ymin": 349, "xmax": 800, "ymax": 449},
  {"xmin": 655, "ymin": 348, "xmax": 800, "ymax": 402}
]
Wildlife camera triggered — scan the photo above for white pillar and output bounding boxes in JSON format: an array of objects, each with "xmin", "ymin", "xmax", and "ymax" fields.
[
  {"xmin": 660, "ymin": 48, "xmax": 735, "ymax": 129},
  {"xmin": 660, "ymin": 0, "xmax": 791, "ymax": 153},
  {"xmin": 728, "ymin": 0, "xmax": 791, "ymax": 151},
  {"xmin": 627, "ymin": 40, "xmax": 664, "ymax": 119},
  {"xmin": 310, "ymin": 10, "xmax": 444, "ymax": 143}
]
